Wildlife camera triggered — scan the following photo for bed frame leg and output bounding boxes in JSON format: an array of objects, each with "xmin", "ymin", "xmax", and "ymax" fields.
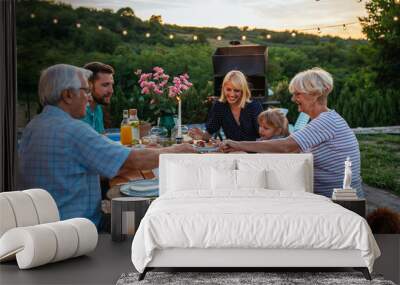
[
  {"xmin": 354, "ymin": 267, "xmax": 371, "ymax": 280},
  {"xmin": 138, "ymin": 268, "xmax": 148, "ymax": 281}
]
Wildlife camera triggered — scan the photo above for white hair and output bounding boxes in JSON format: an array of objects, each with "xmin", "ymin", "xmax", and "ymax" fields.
[
  {"xmin": 288, "ymin": 67, "xmax": 333, "ymax": 102},
  {"xmin": 38, "ymin": 64, "xmax": 92, "ymax": 106}
]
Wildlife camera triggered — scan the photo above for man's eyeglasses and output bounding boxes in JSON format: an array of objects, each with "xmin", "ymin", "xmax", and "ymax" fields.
[{"xmin": 79, "ymin": 87, "xmax": 91, "ymax": 96}]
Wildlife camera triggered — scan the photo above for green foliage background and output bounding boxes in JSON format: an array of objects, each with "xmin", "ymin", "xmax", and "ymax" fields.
[{"xmin": 17, "ymin": 0, "xmax": 400, "ymax": 127}]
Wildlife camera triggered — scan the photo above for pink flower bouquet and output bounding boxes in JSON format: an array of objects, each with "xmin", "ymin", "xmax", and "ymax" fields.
[{"xmin": 135, "ymin": 67, "xmax": 193, "ymax": 116}]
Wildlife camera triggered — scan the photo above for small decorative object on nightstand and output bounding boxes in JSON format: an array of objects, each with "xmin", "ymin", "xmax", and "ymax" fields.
[
  {"xmin": 111, "ymin": 197, "xmax": 151, "ymax": 242},
  {"xmin": 332, "ymin": 157, "xmax": 358, "ymax": 200},
  {"xmin": 332, "ymin": 198, "xmax": 366, "ymax": 218},
  {"xmin": 331, "ymin": 157, "xmax": 366, "ymax": 217}
]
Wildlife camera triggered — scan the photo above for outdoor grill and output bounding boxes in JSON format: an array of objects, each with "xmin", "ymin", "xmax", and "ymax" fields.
[{"xmin": 212, "ymin": 45, "xmax": 268, "ymax": 100}]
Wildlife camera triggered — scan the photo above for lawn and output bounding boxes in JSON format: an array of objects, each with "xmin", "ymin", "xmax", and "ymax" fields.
[{"xmin": 357, "ymin": 134, "xmax": 400, "ymax": 196}]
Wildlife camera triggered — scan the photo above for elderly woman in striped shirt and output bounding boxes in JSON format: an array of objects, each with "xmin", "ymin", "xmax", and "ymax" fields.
[{"xmin": 220, "ymin": 67, "xmax": 363, "ymax": 198}]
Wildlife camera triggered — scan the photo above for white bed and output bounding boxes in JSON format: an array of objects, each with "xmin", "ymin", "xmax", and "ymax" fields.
[{"xmin": 131, "ymin": 154, "xmax": 380, "ymax": 280}]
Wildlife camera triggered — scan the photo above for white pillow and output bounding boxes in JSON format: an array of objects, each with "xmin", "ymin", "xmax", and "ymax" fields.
[
  {"xmin": 167, "ymin": 160, "xmax": 236, "ymax": 192},
  {"xmin": 237, "ymin": 159, "xmax": 309, "ymax": 192},
  {"xmin": 211, "ymin": 169, "xmax": 267, "ymax": 191},
  {"xmin": 211, "ymin": 169, "xmax": 236, "ymax": 190},
  {"xmin": 266, "ymin": 166, "xmax": 307, "ymax": 192},
  {"xmin": 236, "ymin": 169, "xmax": 267, "ymax": 189}
]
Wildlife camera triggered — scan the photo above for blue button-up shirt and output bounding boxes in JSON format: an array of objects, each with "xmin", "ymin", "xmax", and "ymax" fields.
[
  {"xmin": 18, "ymin": 105, "xmax": 131, "ymax": 227},
  {"xmin": 81, "ymin": 104, "xmax": 105, "ymax": 133}
]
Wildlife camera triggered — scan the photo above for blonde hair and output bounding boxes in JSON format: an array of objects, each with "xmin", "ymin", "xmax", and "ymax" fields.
[
  {"xmin": 219, "ymin": 70, "xmax": 251, "ymax": 108},
  {"xmin": 288, "ymin": 67, "xmax": 333, "ymax": 103},
  {"xmin": 258, "ymin": 109, "xmax": 290, "ymax": 137}
]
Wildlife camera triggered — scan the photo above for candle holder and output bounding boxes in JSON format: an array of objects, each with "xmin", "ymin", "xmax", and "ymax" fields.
[{"xmin": 172, "ymin": 125, "xmax": 189, "ymax": 142}]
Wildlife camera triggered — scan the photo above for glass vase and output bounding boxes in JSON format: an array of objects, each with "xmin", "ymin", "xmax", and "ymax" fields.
[{"xmin": 158, "ymin": 114, "xmax": 175, "ymax": 138}]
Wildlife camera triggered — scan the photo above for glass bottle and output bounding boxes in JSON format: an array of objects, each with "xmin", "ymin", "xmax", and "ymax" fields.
[
  {"xmin": 120, "ymin": 109, "xmax": 132, "ymax": 145},
  {"xmin": 128, "ymin": 108, "xmax": 140, "ymax": 145}
]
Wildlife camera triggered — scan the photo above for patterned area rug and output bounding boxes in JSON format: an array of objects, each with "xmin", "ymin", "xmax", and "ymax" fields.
[{"xmin": 117, "ymin": 271, "xmax": 395, "ymax": 285}]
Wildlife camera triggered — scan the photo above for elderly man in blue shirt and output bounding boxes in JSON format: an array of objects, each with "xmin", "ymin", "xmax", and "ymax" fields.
[{"xmin": 18, "ymin": 64, "xmax": 195, "ymax": 228}]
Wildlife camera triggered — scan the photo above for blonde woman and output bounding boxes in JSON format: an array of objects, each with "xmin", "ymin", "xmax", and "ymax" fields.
[
  {"xmin": 221, "ymin": 67, "xmax": 363, "ymax": 198},
  {"xmin": 189, "ymin": 70, "xmax": 263, "ymax": 141}
]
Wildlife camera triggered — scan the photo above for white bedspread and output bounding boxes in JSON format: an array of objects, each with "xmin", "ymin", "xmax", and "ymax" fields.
[{"xmin": 131, "ymin": 190, "xmax": 380, "ymax": 273}]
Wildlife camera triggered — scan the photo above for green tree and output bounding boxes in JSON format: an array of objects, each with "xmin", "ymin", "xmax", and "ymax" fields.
[{"xmin": 360, "ymin": 0, "xmax": 400, "ymax": 88}]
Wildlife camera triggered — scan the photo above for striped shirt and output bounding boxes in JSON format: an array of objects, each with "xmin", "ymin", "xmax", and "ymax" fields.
[
  {"xmin": 206, "ymin": 101, "xmax": 263, "ymax": 141},
  {"xmin": 291, "ymin": 110, "xmax": 363, "ymax": 198},
  {"xmin": 18, "ymin": 105, "xmax": 131, "ymax": 227}
]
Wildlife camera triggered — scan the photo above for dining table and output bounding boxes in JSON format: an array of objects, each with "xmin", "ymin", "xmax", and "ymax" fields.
[{"xmin": 106, "ymin": 169, "xmax": 155, "ymax": 200}]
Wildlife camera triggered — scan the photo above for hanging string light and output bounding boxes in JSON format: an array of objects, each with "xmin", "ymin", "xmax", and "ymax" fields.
[
  {"xmin": 25, "ymin": 6, "xmax": 378, "ymax": 42},
  {"xmin": 394, "ymin": 16, "xmax": 399, "ymax": 21},
  {"xmin": 395, "ymin": 0, "xmax": 400, "ymax": 4},
  {"xmin": 295, "ymin": 22, "xmax": 358, "ymax": 35},
  {"xmin": 122, "ymin": 30, "xmax": 128, "ymax": 36}
]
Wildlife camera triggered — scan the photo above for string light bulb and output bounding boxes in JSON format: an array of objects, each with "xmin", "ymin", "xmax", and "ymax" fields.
[
  {"xmin": 317, "ymin": 27, "xmax": 321, "ymax": 34},
  {"xmin": 53, "ymin": 18, "xmax": 58, "ymax": 24},
  {"xmin": 122, "ymin": 30, "xmax": 128, "ymax": 36},
  {"xmin": 30, "ymin": 13, "xmax": 35, "ymax": 19},
  {"xmin": 169, "ymin": 34, "xmax": 174, "ymax": 39},
  {"xmin": 76, "ymin": 22, "xmax": 81, "ymax": 28},
  {"xmin": 394, "ymin": 16, "xmax": 399, "ymax": 21},
  {"xmin": 193, "ymin": 35, "xmax": 198, "ymax": 41},
  {"xmin": 145, "ymin": 32, "xmax": 151, "ymax": 38},
  {"xmin": 217, "ymin": 35, "xmax": 222, "ymax": 41},
  {"xmin": 343, "ymin": 24, "xmax": 347, "ymax": 31},
  {"xmin": 266, "ymin": 34, "xmax": 271, "ymax": 39},
  {"xmin": 98, "ymin": 25, "xmax": 103, "ymax": 31},
  {"xmin": 395, "ymin": 0, "xmax": 400, "ymax": 4},
  {"xmin": 241, "ymin": 35, "xmax": 247, "ymax": 41},
  {"xmin": 291, "ymin": 32, "xmax": 297, "ymax": 37}
]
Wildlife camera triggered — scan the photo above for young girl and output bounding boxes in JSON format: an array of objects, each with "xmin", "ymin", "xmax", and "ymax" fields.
[{"xmin": 257, "ymin": 109, "xmax": 289, "ymax": 140}]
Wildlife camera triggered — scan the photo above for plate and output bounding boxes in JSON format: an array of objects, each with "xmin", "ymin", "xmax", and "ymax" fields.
[
  {"xmin": 194, "ymin": 146, "xmax": 219, "ymax": 153},
  {"xmin": 120, "ymin": 179, "xmax": 159, "ymax": 197}
]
